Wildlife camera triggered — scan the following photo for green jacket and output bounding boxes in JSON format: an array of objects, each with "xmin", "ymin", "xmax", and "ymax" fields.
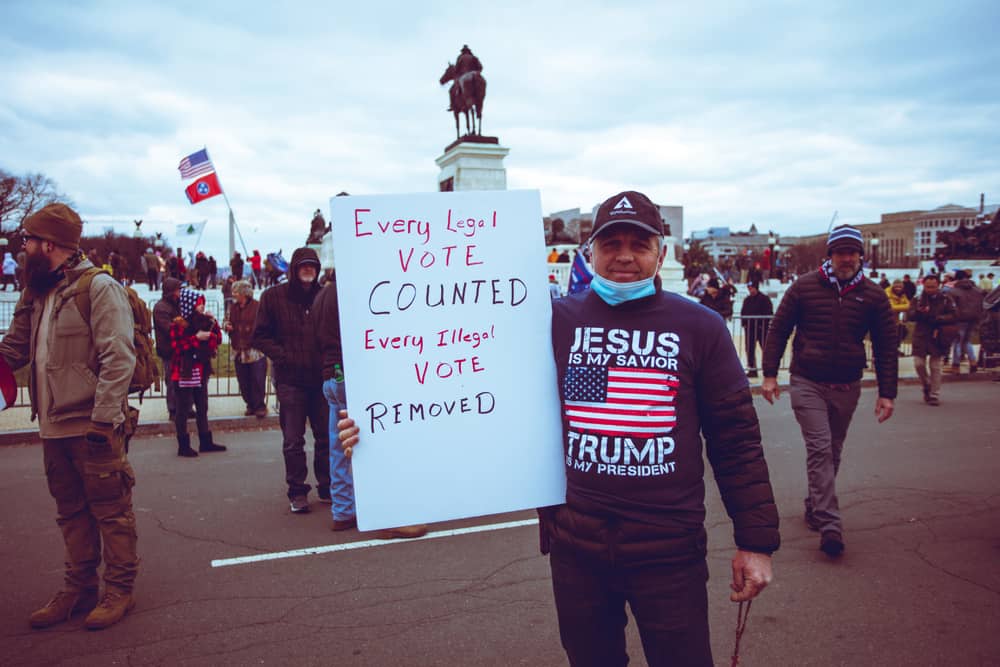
[{"xmin": 0, "ymin": 258, "xmax": 135, "ymax": 426}]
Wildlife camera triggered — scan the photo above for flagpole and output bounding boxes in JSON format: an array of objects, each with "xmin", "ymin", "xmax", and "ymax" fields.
[{"xmin": 203, "ymin": 147, "xmax": 250, "ymax": 259}]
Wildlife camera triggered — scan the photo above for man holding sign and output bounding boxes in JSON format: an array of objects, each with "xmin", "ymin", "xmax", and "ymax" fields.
[{"xmin": 341, "ymin": 190, "xmax": 779, "ymax": 666}]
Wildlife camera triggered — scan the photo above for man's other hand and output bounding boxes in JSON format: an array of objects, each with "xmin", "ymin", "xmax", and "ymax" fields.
[
  {"xmin": 761, "ymin": 377, "xmax": 780, "ymax": 404},
  {"xmin": 730, "ymin": 550, "xmax": 773, "ymax": 602},
  {"xmin": 875, "ymin": 397, "xmax": 894, "ymax": 423}
]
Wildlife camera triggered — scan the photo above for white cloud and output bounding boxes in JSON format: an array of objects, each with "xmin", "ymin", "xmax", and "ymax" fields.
[{"xmin": 1, "ymin": 0, "xmax": 998, "ymax": 259}]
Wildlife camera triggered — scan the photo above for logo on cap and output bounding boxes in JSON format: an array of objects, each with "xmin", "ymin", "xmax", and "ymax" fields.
[{"xmin": 613, "ymin": 196, "xmax": 633, "ymax": 211}]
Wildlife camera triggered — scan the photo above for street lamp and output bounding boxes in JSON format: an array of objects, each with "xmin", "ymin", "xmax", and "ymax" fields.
[
  {"xmin": 871, "ymin": 234, "xmax": 880, "ymax": 272},
  {"xmin": 133, "ymin": 219, "xmax": 143, "ymax": 239},
  {"xmin": 154, "ymin": 232, "xmax": 163, "ymax": 249}
]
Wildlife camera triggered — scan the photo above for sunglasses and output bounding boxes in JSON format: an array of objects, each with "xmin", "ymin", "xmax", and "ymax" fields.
[{"xmin": 21, "ymin": 235, "xmax": 44, "ymax": 245}]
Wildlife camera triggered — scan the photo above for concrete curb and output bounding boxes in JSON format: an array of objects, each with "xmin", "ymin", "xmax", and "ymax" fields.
[
  {"xmin": 0, "ymin": 372, "xmax": 994, "ymax": 447},
  {"xmin": 0, "ymin": 415, "xmax": 280, "ymax": 447}
]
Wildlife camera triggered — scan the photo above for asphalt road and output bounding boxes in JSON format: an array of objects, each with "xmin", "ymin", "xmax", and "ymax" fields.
[{"xmin": 1, "ymin": 381, "xmax": 998, "ymax": 666}]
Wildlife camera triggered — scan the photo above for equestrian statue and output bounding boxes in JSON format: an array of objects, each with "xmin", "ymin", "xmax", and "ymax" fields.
[{"xmin": 440, "ymin": 45, "xmax": 487, "ymax": 140}]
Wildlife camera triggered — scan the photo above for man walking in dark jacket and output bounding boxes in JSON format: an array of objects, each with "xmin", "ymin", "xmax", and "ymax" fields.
[
  {"xmin": 945, "ymin": 270, "xmax": 983, "ymax": 374},
  {"xmin": 761, "ymin": 225, "xmax": 897, "ymax": 558},
  {"xmin": 741, "ymin": 281, "xmax": 773, "ymax": 377},
  {"xmin": 252, "ymin": 247, "xmax": 330, "ymax": 513},
  {"xmin": 340, "ymin": 190, "xmax": 779, "ymax": 666},
  {"xmin": 907, "ymin": 274, "xmax": 956, "ymax": 405}
]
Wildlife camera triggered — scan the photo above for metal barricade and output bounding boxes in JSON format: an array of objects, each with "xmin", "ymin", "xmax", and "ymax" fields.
[
  {"xmin": 2, "ymin": 296, "xmax": 270, "ymax": 408},
  {"xmin": 0, "ymin": 296, "xmax": 917, "ymax": 409}
]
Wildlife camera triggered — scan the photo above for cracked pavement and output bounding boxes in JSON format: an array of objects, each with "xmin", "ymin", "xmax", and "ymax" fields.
[{"xmin": 0, "ymin": 381, "xmax": 998, "ymax": 666}]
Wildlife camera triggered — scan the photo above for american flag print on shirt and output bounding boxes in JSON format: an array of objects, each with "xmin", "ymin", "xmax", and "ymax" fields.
[{"xmin": 564, "ymin": 366, "xmax": 678, "ymax": 436}]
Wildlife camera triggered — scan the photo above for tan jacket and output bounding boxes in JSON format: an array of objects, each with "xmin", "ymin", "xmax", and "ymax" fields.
[{"xmin": 0, "ymin": 258, "xmax": 135, "ymax": 426}]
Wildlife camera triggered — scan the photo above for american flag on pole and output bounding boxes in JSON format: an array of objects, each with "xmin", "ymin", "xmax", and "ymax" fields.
[
  {"xmin": 178, "ymin": 148, "xmax": 215, "ymax": 180},
  {"xmin": 564, "ymin": 366, "xmax": 677, "ymax": 436}
]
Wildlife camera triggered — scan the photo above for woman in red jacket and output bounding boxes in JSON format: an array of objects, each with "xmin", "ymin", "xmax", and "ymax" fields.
[{"xmin": 170, "ymin": 289, "xmax": 227, "ymax": 457}]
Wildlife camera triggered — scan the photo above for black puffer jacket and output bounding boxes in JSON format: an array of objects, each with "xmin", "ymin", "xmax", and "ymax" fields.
[
  {"xmin": 762, "ymin": 269, "xmax": 898, "ymax": 398},
  {"xmin": 251, "ymin": 248, "xmax": 323, "ymax": 387}
]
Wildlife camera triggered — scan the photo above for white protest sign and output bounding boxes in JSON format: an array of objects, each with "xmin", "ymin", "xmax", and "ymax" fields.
[{"xmin": 331, "ymin": 190, "xmax": 565, "ymax": 530}]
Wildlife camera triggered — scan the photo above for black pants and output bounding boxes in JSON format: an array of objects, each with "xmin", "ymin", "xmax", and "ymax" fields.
[
  {"xmin": 275, "ymin": 383, "xmax": 330, "ymax": 499},
  {"xmin": 550, "ymin": 541, "xmax": 712, "ymax": 667},
  {"xmin": 235, "ymin": 358, "xmax": 267, "ymax": 412},
  {"xmin": 161, "ymin": 359, "xmax": 176, "ymax": 416},
  {"xmin": 744, "ymin": 328, "xmax": 766, "ymax": 371},
  {"xmin": 174, "ymin": 381, "xmax": 209, "ymax": 441}
]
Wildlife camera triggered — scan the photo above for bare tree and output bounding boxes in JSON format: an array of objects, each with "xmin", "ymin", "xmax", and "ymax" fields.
[
  {"xmin": 0, "ymin": 169, "xmax": 22, "ymax": 229},
  {"xmin": 0, "ymin": 168, "xmax": 74, "ymax": 231},
  {"xmin": 14, "ymin": 173, "xmax": 73, "ymax": 225}
]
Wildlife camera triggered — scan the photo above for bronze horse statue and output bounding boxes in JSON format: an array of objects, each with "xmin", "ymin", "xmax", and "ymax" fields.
[{"xmin": 440, "ymin": 63, "xmax": 486, "ymax": 139}]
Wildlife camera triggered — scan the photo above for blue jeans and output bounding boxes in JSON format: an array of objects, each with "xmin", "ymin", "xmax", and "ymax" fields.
[
  {"xmin": 951, "ymin": 321, "xmax": 977, "ymax": 366},
  {"xmin": 323, "ymin": 378, "xmax": 355, "ymax": 520},
  {"xmin": 550, "ymin": 539, "xmax": 712, "ymax": 667},
  {"xmin": 275, "ymin": 383, "xmax": 330, "ymax": 499}
]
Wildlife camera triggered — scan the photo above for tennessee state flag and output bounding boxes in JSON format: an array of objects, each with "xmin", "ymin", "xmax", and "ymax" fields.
[{"xmin": 184, "ymin": 173, "xmax": 223, "ymax": 205}]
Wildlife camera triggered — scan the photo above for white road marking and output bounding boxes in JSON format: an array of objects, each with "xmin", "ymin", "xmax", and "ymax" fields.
[{"xmin": 210, "ymin": 517, "xmax": 540, "ymax": 568}]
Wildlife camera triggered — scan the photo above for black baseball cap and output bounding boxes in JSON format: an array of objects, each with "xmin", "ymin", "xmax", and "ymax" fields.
[{"xmin": 591, "ymin": 190, "xmax": 666, "ymax": 239}]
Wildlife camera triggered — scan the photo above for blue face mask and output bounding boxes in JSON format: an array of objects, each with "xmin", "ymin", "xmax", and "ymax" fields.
[{"xmin": 590, "ymin": 273, "xmax": 656, "ymax": 306}]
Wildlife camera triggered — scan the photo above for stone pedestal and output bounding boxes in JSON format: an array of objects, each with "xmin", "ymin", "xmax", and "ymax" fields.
[
  {"xmin": 435, "ymin": 140, "xmax": 510, "ymax": 191},
  {"xmin": 658, "ymin": 236, "xmax": 688, "ymax": 295}
]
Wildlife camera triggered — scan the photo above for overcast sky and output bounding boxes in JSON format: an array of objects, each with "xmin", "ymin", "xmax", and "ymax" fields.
[{"xmin": 2, "ymin": 0, "xmax": 998, "ymax": 259}]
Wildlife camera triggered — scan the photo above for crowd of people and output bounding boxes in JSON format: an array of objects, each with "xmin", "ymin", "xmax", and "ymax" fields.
[{"xmin": 4, "ymin": 199, "xmax": 999, "ymax": 666}]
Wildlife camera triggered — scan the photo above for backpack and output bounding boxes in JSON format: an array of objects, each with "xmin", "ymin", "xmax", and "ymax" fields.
[
  {"xmin": 953, "ymin": 286, "xmax": 983, "ymax": 322},
  {"xmin": 69, "ymin": 268, "xmax": 161, "ymax": 401}
]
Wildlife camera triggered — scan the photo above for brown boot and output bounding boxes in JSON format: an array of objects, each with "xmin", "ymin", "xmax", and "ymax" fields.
[
  {"xmin": 29, "ymin": 589, "xmax": 99, "ymax": 628},
  {"xmin": 376, "ymin": 524, "xmax": 429, "ymax": 540},
  {"xmin": 83, "ymin": 590, "xmax": 135, "ymax": 630}
]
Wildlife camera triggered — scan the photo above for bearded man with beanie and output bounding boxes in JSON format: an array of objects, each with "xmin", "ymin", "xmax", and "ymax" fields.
[
  {"xmin": 0, "ymin": 203, "xmax": 139, "ymax": 630},
  {"xmin": 252, "ymin": 247, "xmax": 331, "ymax": 513},
  {"xmin": 340, "ymin": 190, "xmax": 780, "ymax": 666},
  {"xmin": 761, "ymin": 224, "xmax": 897, "ymax": 558}
]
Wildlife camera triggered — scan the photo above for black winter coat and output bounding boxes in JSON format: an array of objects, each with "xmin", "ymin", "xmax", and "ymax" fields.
[
  {"xmin": 699, "ymin": 289, "xmax": 733, "ymax": 319},
  {"xmin": 311, "ymin": 277, "xmax": 344, "ymax": 382},
  {"xmin": 252, "ymin": 258, "xmax": 322, "ymax": 387},
  {"xmin": 153, "ymin": 298, "xmax": 180, "ymax": 359},
  {"xmin": 762, "ymin": 269, "xmax": 899, "ymax": 398},
  {"xmin": 907, "ymin": 291, "xmax": 956, "ymax": 357}
]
